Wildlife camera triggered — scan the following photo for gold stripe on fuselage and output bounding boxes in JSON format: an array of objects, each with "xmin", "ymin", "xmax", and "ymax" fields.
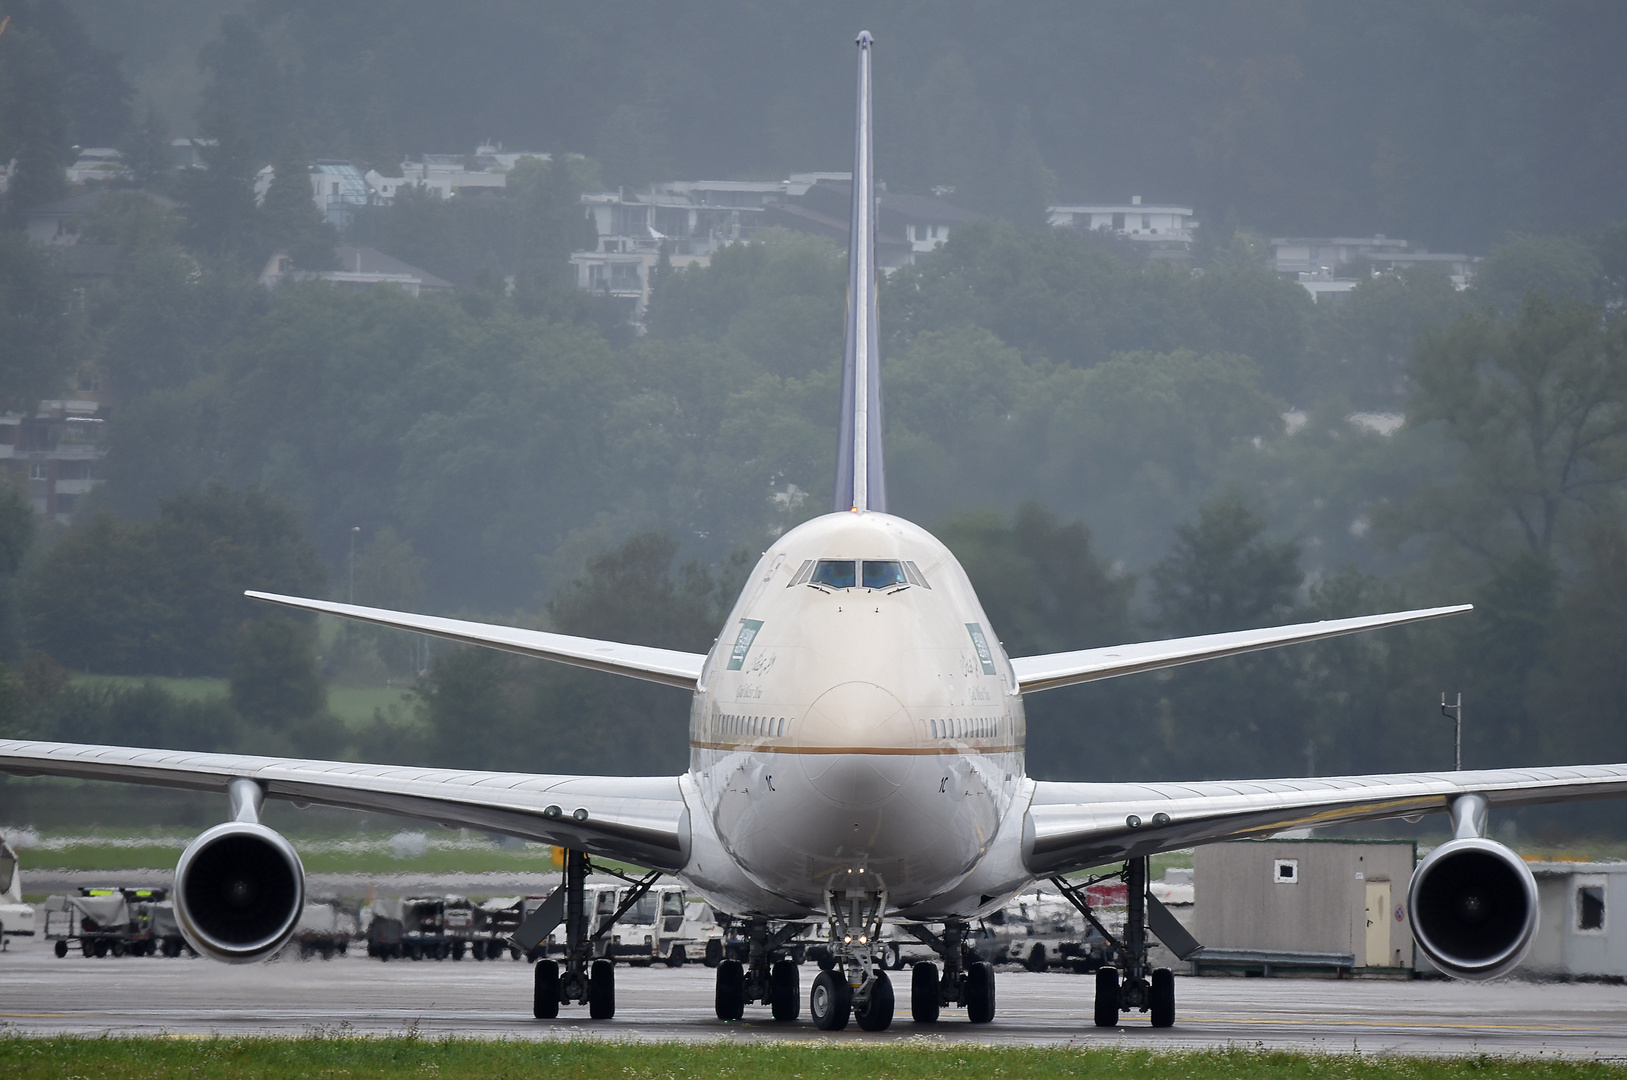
[{"xmin": 688, "ymin": 740, "xmax": 1020, "ymax": 756}]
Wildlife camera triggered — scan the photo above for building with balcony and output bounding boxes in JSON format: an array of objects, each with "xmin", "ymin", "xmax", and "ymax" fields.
[
  {"xmin": 0, "ymin": 397, "xmax": 107, "ymax": 522},
  {"xmin": 1048, "ymin": 197, "xmax": 1198, "ymax": 260},
  {"xmin": 1271, "ymin": 235, "xmax": 1477, "ymax": 290}
]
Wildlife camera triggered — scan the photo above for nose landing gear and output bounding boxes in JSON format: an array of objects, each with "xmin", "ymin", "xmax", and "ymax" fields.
[{"xmin": 804, "ymin": 887, "xmax": 892, "ymax": 1031}]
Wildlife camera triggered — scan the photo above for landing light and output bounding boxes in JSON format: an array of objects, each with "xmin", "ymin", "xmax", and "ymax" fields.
[{"xmin": 858, "ymin": 935, "xmax": 867, "ymax": 945}]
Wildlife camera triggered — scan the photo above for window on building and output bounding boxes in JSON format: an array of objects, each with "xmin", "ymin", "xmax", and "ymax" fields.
[
  {"xmin": 1112, "ymin": 213, "xmax": 1125, "ymax": 231},
  {"xmin": 1273, "ymin": 859, "xmax": 1299, "ymax": 884},
  {"xmin": 1579, "ymin": 885, "xmax": 1605, "ymax": 931},
  {"xmin": 28, "ymin": 462, "xmax": 47, "ymax": 481},
  {"xmin": 1142, "ymin": 214, "xmax": 1151, "ymax": 230}
]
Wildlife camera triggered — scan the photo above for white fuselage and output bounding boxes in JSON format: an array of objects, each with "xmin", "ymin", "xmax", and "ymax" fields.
[{"xmin": 677, "ymin": 511, "xmax": 1035, "ymax": 921}]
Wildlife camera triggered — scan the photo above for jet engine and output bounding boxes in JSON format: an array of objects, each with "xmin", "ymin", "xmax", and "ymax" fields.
[
  {"xmin": 173, "ymin": 819, "xmax": 306, "ymax": 963},
  {"xmin": 1408, "ymin": 835, "xmax": 1538, "ymax": 980}
]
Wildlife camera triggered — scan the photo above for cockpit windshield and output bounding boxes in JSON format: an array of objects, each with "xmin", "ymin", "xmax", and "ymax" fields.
[
  {"xmin": 810, "ymin": 560, "xmax": 856, "ymax": 589},
  {"xmin": 862, "ymin": 560, "xmax": 908, "ymax": 589},
  {"xmin": 806, "ymin": 559, "xmax": 911, "ymax": 590}
]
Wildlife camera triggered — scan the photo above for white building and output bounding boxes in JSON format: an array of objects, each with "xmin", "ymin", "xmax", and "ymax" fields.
[
  {"xmin": 1049, "ymin": 196, "xmax": 1197, "ymax": 259},
  {"xmin": 254, "ymin": 161, "xmax": 374, "ymax": 228},
  {"xmin": 1523, "ymin": 862, "xmax": 1627, "ymax": 979},
  {"xmin": 0, "ymin": 396, "xmax": 106, "ymax": 523},
  {"xmin": 65, "ymin": 148, "xmax": 125, "ymax": 185},
  {"xmin": 259, "ymin": 245, "xmax": 453, "ymax": 297},
  {"xmin": 1271, "ymin": 235, "xmax": 1477, "ymax": 290}
]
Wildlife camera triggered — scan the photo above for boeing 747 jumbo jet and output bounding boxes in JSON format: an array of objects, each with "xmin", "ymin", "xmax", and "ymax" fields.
[{"xmin": 6, "ymin": 33, "xmax": 1627, "ymax": 1032}]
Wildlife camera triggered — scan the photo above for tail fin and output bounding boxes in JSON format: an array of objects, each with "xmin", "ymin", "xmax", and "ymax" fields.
[{"xmin": 834, "ymin": 30, "xmax": 886, "ymax": 514}]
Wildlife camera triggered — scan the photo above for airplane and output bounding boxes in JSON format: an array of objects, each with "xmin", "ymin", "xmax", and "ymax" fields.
[{"xmin": 6, "ymin": 30, "xmax": 1627, "ymax": 1033}]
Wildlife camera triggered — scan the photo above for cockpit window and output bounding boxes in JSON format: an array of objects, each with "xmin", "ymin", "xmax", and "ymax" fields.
[
  {"xmin": 810, "ymin": 559, "xmax": 856, "ymax": 589},
  {"xmin": 862, "ymin": 560, "xmax": 908, "ymax": 589}
]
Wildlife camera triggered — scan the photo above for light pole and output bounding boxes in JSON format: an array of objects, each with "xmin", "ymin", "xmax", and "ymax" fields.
[
  {"xmin": 1440, "ymin": 692, "xmax": 1463, "ymax": 771},
  {"xmin": 349, "ymin": 526, "xmax": 360, "ymax": 604}
]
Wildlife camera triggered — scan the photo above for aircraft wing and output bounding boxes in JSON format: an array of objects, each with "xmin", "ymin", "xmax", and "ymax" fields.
[
  {"xmin": 1008, "ymin": 605, "xmax": 1471, "ymax": 694},
  {"xmin": 1024, "ymin": 764, "xmax": 1627, "ymax": 876},
  {"xmin": 246, "ymin": 591, "xmax": 706, "ymax": 689},
  {"xmin": 0, "ymin": 739, "xmax": 691, "ymax": 870}
]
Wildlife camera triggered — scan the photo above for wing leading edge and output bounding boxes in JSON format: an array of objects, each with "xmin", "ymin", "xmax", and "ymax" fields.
[
  {"xmin": 246, "ymin": 591, "xmax": 706, "ymax": 690},
  {"xmin": 1009, "ymin": 604, "xmax": 1471, "ymax": 694},
  {"xmin": 1024, "ymin": 764, "xmax": 1627, "ymax": 877},
  {"xmin": 0, "ymin": 739, "xmax": 691, "ymax": 870}
]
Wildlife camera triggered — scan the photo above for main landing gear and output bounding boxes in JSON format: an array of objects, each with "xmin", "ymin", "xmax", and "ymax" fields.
[
  {"xmin": 527, "ymin": 848, "xmax": 661, "ymax": 1022},
  {"xmin": 902, "ymin": 918, "xmax": 995, "ymax": 1025},
  {"xmin": 713, "ymin": 916, "xmax": 811, "ymax": 1023},
  {"xmin": 1054, "ymin": 856, "xmax": 1177, "ymax": 1028}
]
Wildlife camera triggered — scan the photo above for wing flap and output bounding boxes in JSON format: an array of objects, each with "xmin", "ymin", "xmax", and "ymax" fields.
[
  {"xmin": 246, "ymin": 592, "xmax": 707, "ymax": 690},
  {"xmin": 1024, "ymin": 764, "xmax": 1627, "ymax": 876},
  {"xmin": 1009, "ymin": 605, "xmax": 1471, "ymax": 694},
  {"xmin": 0, "ymin": 739, "xmax": 691, "ymax": 870}
]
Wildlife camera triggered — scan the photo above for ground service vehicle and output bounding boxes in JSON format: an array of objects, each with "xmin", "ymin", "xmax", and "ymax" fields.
[
  {"xmin": 0, "ymin": 839, "xmax": 35, "ymax": 948},
  {"xmin": 42, "ymin": 887, "xmax": 172, "ymax": 958}
]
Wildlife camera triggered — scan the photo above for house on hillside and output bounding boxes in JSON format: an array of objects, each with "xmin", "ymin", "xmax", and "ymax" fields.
[
  {"xmin": 1048, "ymin": 197, "xmax": 1197, "ymax": 260},
  {"xmin": 1270, "ymin": 235, "xmax": 1477, "ymax": 291},
  {"xmin": 22, "ymin": 189, "xmax": 180, "ymax": 246},
  {"xmin": 0, "ymin": 393, "xmax": 106, "ymax": 523},
  {"xmin": 259, "ymin": 246, "xmax": 453, "ymax": 297}
]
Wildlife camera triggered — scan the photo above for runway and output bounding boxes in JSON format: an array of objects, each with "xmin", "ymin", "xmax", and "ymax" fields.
[{"xmin": 4, "ymin": 933, "xmax": 1626, "ymax": 1058}]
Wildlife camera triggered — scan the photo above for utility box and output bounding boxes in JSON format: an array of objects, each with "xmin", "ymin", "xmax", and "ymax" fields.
[
  {"xmin": 1522, "ymin": 862, "xmax": 1627, "ymax": 978},
  {"xmin": 1194, "ymin": 839, "xmax": 1416, "ymax": 973}
]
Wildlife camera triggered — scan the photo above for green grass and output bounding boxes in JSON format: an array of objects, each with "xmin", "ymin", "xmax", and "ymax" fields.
[{"xmin": 3, "ymin": 1037, "xmax": 1623, "ymax": 1079}]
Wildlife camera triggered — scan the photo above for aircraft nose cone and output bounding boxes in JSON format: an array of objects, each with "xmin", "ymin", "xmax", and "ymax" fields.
[{"xmin": 798, "ymin": 681, "xmax": 915, "ymax": 807}]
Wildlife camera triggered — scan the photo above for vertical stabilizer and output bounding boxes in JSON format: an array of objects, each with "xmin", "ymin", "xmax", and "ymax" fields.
[{"xmin": 834, "ymin": 30, "xmax": 886, "ymax": 514}]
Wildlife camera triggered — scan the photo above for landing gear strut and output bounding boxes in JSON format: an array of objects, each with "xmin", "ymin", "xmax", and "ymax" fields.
[
  {"xmin": 1055, "ymin": 857, "xmax": 1175, "ymax": 1028},
  {"xmin": 713, "ymin": 916, "xmax": 808, "ymax": 1022},
  {"xmin": 529, "ymin": 848, "xmax": 660, "ymax": 1022},
  {"xmin": 802, "ymin": 887, "xmax": 892, "ymax": 1031},
  {"xmin": 903, "ymin": 918, "xmax": 996, "ymax": 1025}
]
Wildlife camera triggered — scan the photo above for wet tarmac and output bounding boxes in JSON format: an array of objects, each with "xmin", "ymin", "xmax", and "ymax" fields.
[{"xmin": 4, "ymin": 932, "xmax": 1626, "ymax": 1058}]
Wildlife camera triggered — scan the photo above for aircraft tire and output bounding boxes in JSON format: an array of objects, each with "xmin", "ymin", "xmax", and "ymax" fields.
[
  {"xmin": 770, "ymin": 958, "xmax": 800, "ymax": 1021},
  {"xmin": 588, "ymin": 958, "xmax": 616, "ymax": 1020},
  {"xmin": 1093, "ymin": 966, "xmax": 1120, "ymax": 1027},
  {"xmin": 1150, "ymin": 967, "xmax": 1175, "ymax": 1028},
  {"xmin": 855, "ymin": 970, "xmax": 894, "ymax": 1031},
  {"xmin": 910, "ymin": 961, "xmax": 940, "ymax": 1024},
  {"xmin": 55, "ymin": 939, "xmax": 68, "ymax": 958},
  {"xmin": 704, "ymin": 939, "xmax": 723, "ymax": 968},
  {"xmin": 881, "ymin": 942, "xmax": 902, "ymax": 970},
  {"xmin": 966, "ymin": 961, "xmax": 995, "ymax": 1024},
  {"xmin": 533, "ymin": 959, "xmax": 560, "ymax": 1019},
  {"xmin": 715, "ymin": 958, "xmax": 745, "ymax": 1020},
  {"xmin": 810, "ymin": 969, "xmax": 852, "ymax": 1031}
]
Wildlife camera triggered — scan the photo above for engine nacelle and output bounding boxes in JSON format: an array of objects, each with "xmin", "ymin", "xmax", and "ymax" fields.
[
  {"xmin": 1408, "ymin": 836, "xmax": 1538, "ymax": 980},
  {"xmin": 173, "ymin": 821, "xmax": 305, "ymax": 963}
]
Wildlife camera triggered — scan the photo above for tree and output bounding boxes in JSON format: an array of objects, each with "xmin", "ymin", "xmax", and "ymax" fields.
[
  {"xmin": 22, "ymin": 484, "xmax": 327, "ymax": 676},
  {"xmin": 0, "ymin": 22, "xmax": 68, "ymax": 216},
  {"xmin": 260, "ymin": 130, "xmax": 337, "ymax": 270},
  {"xmin": 230, "ymin": 614, "xmax": 330, "ymax": 753},
  {"xmin": 1399, "ymin": 297, "xmax": 1627, "ymax": 563},
  {"xmin": 176, "ymin": 110, "xmax": 260, "ymax": 259},
  {"xmin": 1144, "ymin": 496, "xmax": 1308, "ymax": 780},
  {"xmin": 1311, "ymin": 265, "xmax": 1466, "ymax": 409},
  {"xmin": 1472, "ymin": 234, "xmax": 1604, "ymax": 314},
  {"xmin": 0, "ymin": 227, "xmax": 75, "ymax": 412},
  {"xmin": 118, "ymin": 104, "xmax": 171, "ymax": 186},
  {"xmin": 0, "ymin": 479, "xmax": 36, "ymax": 659}
]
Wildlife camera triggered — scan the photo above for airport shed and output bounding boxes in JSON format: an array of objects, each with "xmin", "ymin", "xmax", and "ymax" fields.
[
  {"xmin": 1194, "ymin": 839, "xmax": 1415, "ymax": 975},
  {"xmin": 1522, "ymin": 862, "xmax": 1627, "ymax": 979}
]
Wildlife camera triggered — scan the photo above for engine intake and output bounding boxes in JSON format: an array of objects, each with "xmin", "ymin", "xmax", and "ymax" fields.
[
  {"xmin": 1408, "ymin": 836, "xmax": 1537, "ymax": 980},
  {"xmin": 173, "ymin": 821, "xmax": 305, "ymax": 963}
]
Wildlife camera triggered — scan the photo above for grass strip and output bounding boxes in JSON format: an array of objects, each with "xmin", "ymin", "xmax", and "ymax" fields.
[{"xmin": 3, "ymin": 1036, "xmax": 1625, "ymax": 1079}]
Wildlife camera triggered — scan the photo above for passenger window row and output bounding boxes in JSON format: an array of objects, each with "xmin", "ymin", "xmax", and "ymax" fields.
[
  {"xmin": 929, "ymin": 717, "xmax": 1003, "ymax": 740},
  {"xmin": 717, "ymin": 713, "xmax": 787, "ymax": 738},
  {"xmin": 788, "ymin": 559, "xmax": 931, "ymax": 591}
]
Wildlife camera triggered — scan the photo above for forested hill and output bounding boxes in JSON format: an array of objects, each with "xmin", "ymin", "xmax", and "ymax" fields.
[{"xmin": 53, "ymin": 0, "xmax": 1627, "ymax": 251}]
